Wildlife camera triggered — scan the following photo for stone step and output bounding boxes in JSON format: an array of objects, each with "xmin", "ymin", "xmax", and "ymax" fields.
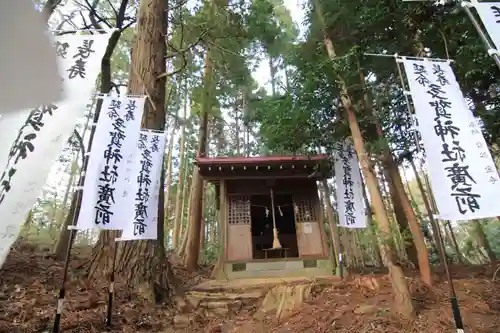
[
  {"xmin": 185, "ymin": 290, "xmax": 265, "ymax": 301},
  {"xmin": 184, "ymin": 292, "xmax": 264, "ymax": 310}
]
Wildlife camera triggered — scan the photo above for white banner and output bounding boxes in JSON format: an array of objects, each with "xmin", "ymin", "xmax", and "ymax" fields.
[
  {"xmin": 402, "ymin": 59, "xmax": 500, "ymax": 221},
  {"xmin": 76, "ymin": 96, "xmax": 146, "ymax": 230},
  {"xmin": 0, "ymin": 32, "xmax": 111, "ymax": 268},
  {"xmin": 475, "ymin": 3, "xmax": 500, "ymax": 51},
  {"xmin": 119, "ymin": 131, "xmax": 165, "ymax": 241},
  {"xmin": 334, "ymin": 143, "xmax": 366, "ymax": 228}
]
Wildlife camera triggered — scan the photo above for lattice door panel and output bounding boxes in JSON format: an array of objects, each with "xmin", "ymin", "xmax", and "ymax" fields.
[
  {"xmin": 293, "ymin": 197, "xmax": 317, "ymax": 222},
  {"xmin": 228, "ymin": 195, "xmax": 251, "ymax": 225}
]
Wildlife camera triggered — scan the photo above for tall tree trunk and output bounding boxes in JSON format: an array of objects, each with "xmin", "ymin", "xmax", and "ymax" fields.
[
  {"xmin": 360, "ymin": 64, "xmax": 430, "ymax": 282},
  {"xmin": 179, "ymin": 172, "xmax": 191, "ymax": 246},
  {"xmin": 89, "ymin": 0, "xmax": 175, "ymax": 301},
  {"xmin": 320, "ymin": 180, "xmax": 341, "ymax": 268},
  {"xmin": 343, "ymin": 92, "xmax": 414, "ymax": 318},
  {"xmin": 172, "ymin": 87, "xmax": 188, "ymax": 249},
  {"xmin": 319, "ymin": 183, "xmax": 336, "ymax": 266},
  {"xmin": 384, "ymin": 167, "xmax": 418, "ymax": 265},
  {"xmin": 401, "ymin": 169, "xmax": 437, "ymax": 250},
  {"xmin": 235, "ymin": 99, "xmax": 241, "ymax": 155},
  {"xmin": 313, "ymin": 0, "xmax": 414, "ymax": 318},
  {"xmin": 199, "ymin": 182, "xmax": 208, "ymax": 258},
  {"xmin": 378, "ymin": 165, "xmax": 405, "ymax": 261},
  {"xmin": 163, "ymin": 126, "xmax": 177, "ymax": 228},
  {"xmin": 178, "ymin": 173, "xmax": 192, "ymax": 256},
  {"xmin": 471, "ymin": 221, "xmax": 496, "ymax": 262},
  {"xmin": 184, "ymin": 106, "xmax": 209, "ymax": 269},
  {"xmin": 360, "ymin": 178, "xmax": 383, "ymax": 266},
  {"xmin": 184, "ymin": 0, "xmax": 224, "ymax": 267}
]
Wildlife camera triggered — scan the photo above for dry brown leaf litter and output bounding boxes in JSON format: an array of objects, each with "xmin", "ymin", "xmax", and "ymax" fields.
[{"xmin": 1, "ymin": 243, "xmax": 499, "ymax": 333}]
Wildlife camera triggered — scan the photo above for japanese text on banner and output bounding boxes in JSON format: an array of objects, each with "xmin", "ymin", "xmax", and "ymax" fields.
[
  {"xmin": 77, "ymin": 96, "xmax": 145, "ymax": 230},
  {"xmin": 402, "ymin": 59, "xmax": 500, "ymax": 221},
  {"xmin": 119, "ymin": 131, "xmax": 166, "ymax": 241},
  {"xmin": 334, "ymin": 143, "xmax": 366, "ymax": 228},
  {"xmin": 0, "ymin": 33, "xmax": 111, "ymax": 268}
]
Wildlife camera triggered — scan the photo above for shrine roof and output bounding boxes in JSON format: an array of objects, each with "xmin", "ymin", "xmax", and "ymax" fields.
[
  {"xmin": 195, "ymin": 154, "xmax": 332, "ymax": 180},
  {"xmin": 196, "ymin": 154, "xmax": 329, "ymax": 165}
]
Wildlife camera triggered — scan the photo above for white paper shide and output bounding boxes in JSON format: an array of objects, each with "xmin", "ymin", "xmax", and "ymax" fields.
[
  {"xmin": 474, "ymin": 3, "xmax": 500, "ymax": 52},
  {"xmin": 0, "ymin": 33, "xmax": 111, "ymax": 268},
  {"xmin": 77, "ymin": 96, "xmax": 145, "ymax": 230},
  {"xmin": 402, "ymin": 59, "xmax": 500, "ymax": 221},
  {"xmin": 334, "ymin": 143, "xmax": 366, "ymax": 228},
  {"xmin": 119, "ymin": 131, "xmax": 166, "ymax": 241}
]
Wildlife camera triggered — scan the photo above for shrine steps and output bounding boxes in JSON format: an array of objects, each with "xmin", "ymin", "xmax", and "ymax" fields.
[{"xmin": 173, "ymin": 276, "xmax": 341, "ymax": 328}]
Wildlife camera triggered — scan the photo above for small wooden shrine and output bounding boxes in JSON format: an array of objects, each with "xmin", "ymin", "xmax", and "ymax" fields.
[{"xmin": 196, "ymin": 154, "xmax": 334, "ymax": 280}]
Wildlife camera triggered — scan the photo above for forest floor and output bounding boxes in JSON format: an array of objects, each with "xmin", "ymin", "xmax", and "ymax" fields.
[{"xmin": 0, "ymin": 242, "xmax": 499, "ymax": 333}]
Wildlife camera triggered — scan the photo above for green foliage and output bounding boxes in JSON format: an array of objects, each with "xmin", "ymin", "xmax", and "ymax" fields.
[{"xmin": 249, "ymin": 0, "xmax": 500, "ymax": 164}]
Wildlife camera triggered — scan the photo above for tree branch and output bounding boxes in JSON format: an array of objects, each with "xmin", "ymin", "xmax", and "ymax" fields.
[{"xmin": 43, "ymin": 0, "xmax": 64, "ymax": 22}]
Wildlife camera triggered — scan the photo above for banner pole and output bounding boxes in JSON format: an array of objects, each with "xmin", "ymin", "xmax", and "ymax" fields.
[
  {"xmin": 434, "ymin": 218, "xmax": 465, "ymax": 333},
  {"xmin": 51, "ymin": 94, "xmax": 108, "ymax": 333},
  {"xmin": 461, "ymin": 1, "xmax": 500, "ymax": 71},
  {"xmin": 394, "ymin": 59, "xmax": 465, "ymax": 333},
  {"xmin": 106, "ymin": 240, "xmax": 119, "ymax": 327},
  {"xmin": 51, "ymin": 227, "xmax": 77, "ymax": 333}
]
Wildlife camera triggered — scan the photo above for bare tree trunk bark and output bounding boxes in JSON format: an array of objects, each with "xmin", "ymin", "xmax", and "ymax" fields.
[
  {"xmin": 360, "ymin": 180, "xmax": 383, "ymax": 266},
  {"xmin": 89, "ymin": 0, "xmax": 176, "ymax": 302},
  {"xmin": 184, "ymin": 13, "xmax": 216, "ymax": 267},
  {"xmin": 378, "ymin": 165, "xmax": 406, "ymax": 262},
  {"xmin": 320, "ymin": 180, "xmax": 341, "ymax": 268},
  {"xmin": 179, "ymin": 172, "xmax": 191, "ymax": 245},
  {"xmin": 471, "ymin": 220, "xmax": 496, "ymax": 262},
  {"xmin": 172, "ymin": 83, "xmax": 188, "ymax": 249},
  {"xmin": 162, "ymin": 126, "xmax": 176, "ymax": 240},
  {"xmin": 358, "ymin": 62, "xmax": 430, "ymax": 278},
  {"xmin": 199, "ymin": 182, "xmax": 208, "ymax": 258},
  {"xmin": 313, "ymin": 0, "xmax": 414, "ymax": 318},
  {"xmin": 401, "ymin": 168, "xmax": 437, "ymax": 251}
]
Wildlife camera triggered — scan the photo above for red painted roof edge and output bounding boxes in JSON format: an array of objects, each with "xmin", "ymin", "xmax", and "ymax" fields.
[{"xmin": 196, "ymin": 154, "xmax": 330, "ymax": 165}]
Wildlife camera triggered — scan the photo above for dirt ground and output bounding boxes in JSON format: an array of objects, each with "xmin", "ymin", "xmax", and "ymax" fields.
[{"xmin": 0, "ymin": 243, "xmax": 499, "ymax": 333}]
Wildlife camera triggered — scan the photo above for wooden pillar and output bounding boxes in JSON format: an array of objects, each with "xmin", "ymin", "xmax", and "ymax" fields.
[{"xmin": 210, "ymin": 179, "xmax": 227, "ymax": 279}]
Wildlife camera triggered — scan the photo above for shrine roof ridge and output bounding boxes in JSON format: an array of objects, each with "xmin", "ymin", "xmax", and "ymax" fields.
[{"xmin": 196, "ymin": 154, "xmax": 330, "ymax": 166}]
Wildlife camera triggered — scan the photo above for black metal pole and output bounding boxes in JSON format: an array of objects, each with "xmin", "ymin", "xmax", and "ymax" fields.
[
  {"xmin": 461, "ymin": 1, "xmax": 500, "ymax": 71},
  {"xmin": 433, "ymin": 218, "xmax": 465, "ymax": 332},
  {"xmin": 52, "ymin": 227, "xmax": 76, "ymax": 333},
  {"xmin": 394, "ymin": 60, "xmax": 465, "ymax": 333},
  {"xmin": 106, "ymin": 240, "xmax": 119, "ymax": 327},
  {"xmin": 52, "ymin": 95, "xmax": 106, "ymax": 333}
]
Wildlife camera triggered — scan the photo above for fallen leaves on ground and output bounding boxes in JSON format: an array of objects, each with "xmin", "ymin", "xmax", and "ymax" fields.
[{"xmin": 1, "ymin": 243, "xmax": 499, "ymax": 333}]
